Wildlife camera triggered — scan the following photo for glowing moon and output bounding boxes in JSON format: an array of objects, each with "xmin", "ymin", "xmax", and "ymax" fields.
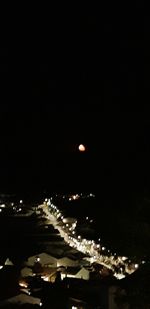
[{"xmin": 78, "ymin": 144, "xmax": 86, "ymax": 152}]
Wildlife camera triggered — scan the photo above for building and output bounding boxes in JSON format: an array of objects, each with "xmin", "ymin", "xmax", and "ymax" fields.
[
  {"xmin": 0, "ymin": 293, "xmax": 42, "ymax": 307},
  {"xmin": 57, "ymin": 257, "xmax": 79, "ymax": 268},
  {"xmin": 61, "ymin": 267, "xmax": 90, "ymax": 281},
  {"xmin": 21, "ymin": 267, "xmax": 33, "ymax": 278},
  {"xmin": 25, "ymin": 252, "xmax": 57, "ymax": 268}
]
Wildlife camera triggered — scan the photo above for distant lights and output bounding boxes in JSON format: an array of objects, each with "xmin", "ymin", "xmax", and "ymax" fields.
[
  {"xmin": 0, "ymin": 204, "xmax": 5, "ymax": 208},
  {"xmin": 122, "ymin": 256, "xmax": 127, "ymax": 261},
  {"xmin": 69, "ymin": 194, "xmax": 80, "ymax": 201},
  {"xmin": 41, "ymin": 197, "xmax": 142, "ymax": 279}
]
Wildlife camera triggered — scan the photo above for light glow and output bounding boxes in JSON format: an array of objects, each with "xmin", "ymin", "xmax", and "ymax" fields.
[
  {"xmin": 38, "ymin": 197, "xmax": 142, "ymax": 280},
  {"xmin": 78, "ymin": 144, "xmax": 86, "ymax": 152}
]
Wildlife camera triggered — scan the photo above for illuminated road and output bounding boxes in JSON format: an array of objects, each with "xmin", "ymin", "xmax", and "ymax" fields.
[{"xmin": 38, "ymin": 198, "xmax": 141, "ymax": 279}]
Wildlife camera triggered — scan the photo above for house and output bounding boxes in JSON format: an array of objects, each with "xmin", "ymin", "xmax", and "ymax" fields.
[
  {"xmin": 25, "ymin": 252, "xmax": 57, "ymax": 268},
  {"xmin": 5, "ymin": 258, "xmax": 14, "ymax": 266},
  {"xmin": 61, "ymin": 266, "xmax": 90, "ymax": 281},
  {"xmin": 41, "ymin": 267, "xmax": 58, "ymax": 283},
  {"xmin": 57, "ymin": 257, "xmax": 79, "ymax": 267},
  {"xmin": 21, "ymin": 267, "xmax": 33, "ymax": 278},
  {"xmin": 75, "ymin": 267, "xmax": 90, "ymax": 280},
  {"xmin": 0, "ymin": 293, "xmax": 42, "ymax": 307}
]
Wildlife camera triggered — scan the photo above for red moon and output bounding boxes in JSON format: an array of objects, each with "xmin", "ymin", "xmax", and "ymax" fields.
[{"xmin": 78, "ymin": 144, "xmax": 86, "ymax": 152}]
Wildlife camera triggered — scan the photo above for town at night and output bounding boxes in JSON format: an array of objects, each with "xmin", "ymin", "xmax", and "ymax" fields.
[{"xmin": 0, "ymin": 3, "xmax": 150, "ymax": 308}]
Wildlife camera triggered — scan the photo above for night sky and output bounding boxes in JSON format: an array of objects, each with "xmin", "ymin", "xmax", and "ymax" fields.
[{"xmin": 0, "ymin": 6, "xmax": 150, "ymax": 199}]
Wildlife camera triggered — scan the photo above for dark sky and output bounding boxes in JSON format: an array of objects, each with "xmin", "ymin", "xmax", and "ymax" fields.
[{"xmin": 0, "ymin": 6, "xmax": 150, "ymax": 197}]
